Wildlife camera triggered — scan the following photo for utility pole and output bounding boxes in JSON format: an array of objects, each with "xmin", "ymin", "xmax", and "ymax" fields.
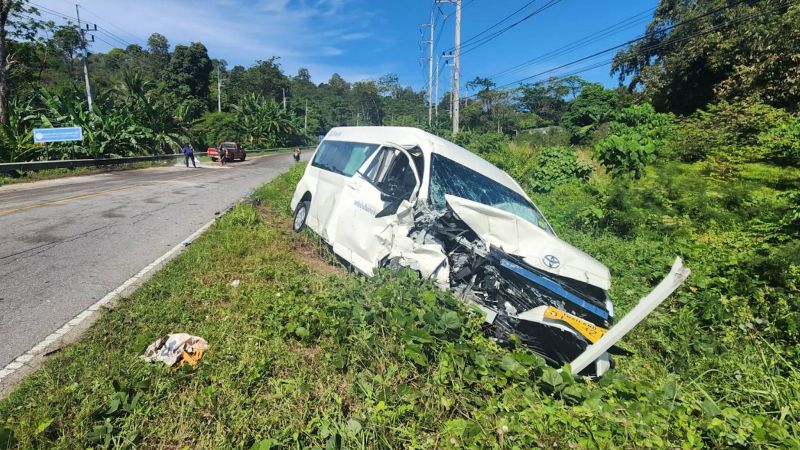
[
  {"xmin": 304, "ymin": 99, "xmax": 308, "ymax": 131},
  {"xmin": 75, "ymin": 5, "xmax": 94, "ymax": 113},
  {"xmin": 418, "ymin": 17, "xmax": 434, "ymax": 128},
  {"xmin": 427, "ymin": 12, "xmax": 434, "ymax": 127},
  {"xmin": 282, "ymin": 88, "xmax": 287, "ymax": 110},
  {"xmin": 435, "ymin": 54, "xmax": 440, "ymax": 120},
  {"xmin": 216, "ymin": 64, "xmax": 223, "ymax": 113},
  {"xmin": 435, "ymin": 0, "xmax": 461, "ymax": 133},
  {"xmin": 453, "ymin": 0, "xmax": 461, "ymax": 134}
]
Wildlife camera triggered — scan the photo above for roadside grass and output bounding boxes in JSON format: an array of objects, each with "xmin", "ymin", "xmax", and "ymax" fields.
[
  {"xmin": 0, "ymin": 161, "xmax": 173, "ymax": 187},
  {"xmin": 1, "ymin": 163, "xmax": 796, "ymax": 448}
]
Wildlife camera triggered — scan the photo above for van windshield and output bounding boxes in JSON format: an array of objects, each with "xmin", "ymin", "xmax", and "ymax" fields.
[
  {"xmin": 429, "ymin": 153, "xmax": 553, "ymax": 234},
  {"xmin": 312, "ymin": 140, "xmax": 379, "ymax": 176}
]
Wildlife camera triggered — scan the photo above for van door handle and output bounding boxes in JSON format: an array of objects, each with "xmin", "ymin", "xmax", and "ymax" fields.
[{"xmin": 347, "ymin": 180, "xmax": 361, "ymax": 190}]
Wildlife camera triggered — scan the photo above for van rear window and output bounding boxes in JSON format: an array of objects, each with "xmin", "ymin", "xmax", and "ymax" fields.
[{"xmin": 311, "ymin": 140, "xmax": 379, "ymax": 176}]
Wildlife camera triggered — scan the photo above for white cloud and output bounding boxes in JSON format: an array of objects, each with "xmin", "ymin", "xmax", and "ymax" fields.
[{"xmin": 42, "ymin": 0, "xmax": 383, "ymax": 82}]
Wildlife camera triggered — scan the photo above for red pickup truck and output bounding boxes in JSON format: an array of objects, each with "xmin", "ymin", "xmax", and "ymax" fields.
[{"xmin": 208, "ymin": 142, "xmax": 246, "ymax": 162}]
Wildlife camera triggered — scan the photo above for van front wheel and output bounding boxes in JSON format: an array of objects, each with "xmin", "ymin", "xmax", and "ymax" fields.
[{"xmin": 292, "ymin": 201, "xmax": 309, "ymax": 232}]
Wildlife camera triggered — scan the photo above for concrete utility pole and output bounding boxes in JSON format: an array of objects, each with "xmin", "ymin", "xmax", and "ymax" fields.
[
  {"xmin": 434, "ymin": 54, "xmax": 440, "ymax": 120},
  {"xmin": 75, "ymin": 4, "xmax": 93, "ymax": 113},
  {"xmin": 282, "ymin": 88, "xmax": 287, "ymax": 110},
  {"xmin": 435, "ymin": 0, "xmax": 461, "ymax": 133},
  {"xmin": 427, "ymin": 12, "xmax": 434, "ymax": 127},
  {"xmin": 216, "ymin": 64, "xmax": 223, "ymax": 113},
  {"xmin": 453, "ymin": 0, "xmax": 461, "ymax": 134},
  {"xmin": 304, "ymin": 99, "xmax": 308, "ymax": 131}
]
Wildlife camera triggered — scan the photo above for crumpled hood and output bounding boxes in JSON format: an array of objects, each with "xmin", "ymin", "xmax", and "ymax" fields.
[{"xmin": 445, "ymin": 194, "xmax": 611, "ymax": 290}]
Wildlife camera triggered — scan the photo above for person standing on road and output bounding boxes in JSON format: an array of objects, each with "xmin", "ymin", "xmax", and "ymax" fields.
[
  {"xmin": 219, "ymin": 145, "xmax": 228, "ymax": 166},
  {"xmin": 182, "ymin": 143, "xmax": 196, "ymax": 168},
  {"xmin": 293, "ymin": 146, "xmax": 301, "ymax": 162}
]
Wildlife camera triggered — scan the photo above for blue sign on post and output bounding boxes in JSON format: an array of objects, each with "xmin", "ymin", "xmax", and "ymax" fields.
[{"xmin": 33, "ymin": 127, "xmax": 83, "ymax": 144}]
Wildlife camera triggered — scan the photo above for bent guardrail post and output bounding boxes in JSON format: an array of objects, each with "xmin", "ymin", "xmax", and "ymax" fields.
[{"xmin": 569, "ymin": 256, "xmax": 691, "ymax": 375}]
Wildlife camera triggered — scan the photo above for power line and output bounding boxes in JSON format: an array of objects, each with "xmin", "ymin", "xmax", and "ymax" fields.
[
  {"xmin": 29, "ymin": 1, "xmax": 135, "ymax": 48},
  {"xmin": 458, "ymin": 0, "xmax": 562, "ymax": 56},
  {"xmin": 467, "ymin": 0, "xmax": 795, "ymax": 96},
  {"xmin": 487, "ymin": 6, "xmax": 655, "ymax": 81},
  {"xmin": 77, "ymin": 4, "xmax": 141, "ymax": 44},
  {"xmin": 451, "ymin": 0, "xmax": 541, "ymax": 51}
]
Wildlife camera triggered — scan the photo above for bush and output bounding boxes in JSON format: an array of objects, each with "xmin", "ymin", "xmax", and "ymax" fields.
[
  {"xmin": 757, "ymin": 117, "xmax": 800, "ymax": 165},
  {"xmin": 528, "ymin": 146, "xmax": 591, "ymax": 192},
  {"xmin": 673, "ymin": 100, "xmax": 796, "ymax": 166},
  {"xmin": 594, "ymin": 103, "xmax": 674, "ymax": 178},
  {"xmin": 514, "ymin": 126, "xmax": 571, "ymax": 148}
]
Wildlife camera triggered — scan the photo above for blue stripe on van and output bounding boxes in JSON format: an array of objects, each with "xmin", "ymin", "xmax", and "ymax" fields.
[{"xmin": 499, "ymin": 258, "xmax": 609, "ymax": 320}]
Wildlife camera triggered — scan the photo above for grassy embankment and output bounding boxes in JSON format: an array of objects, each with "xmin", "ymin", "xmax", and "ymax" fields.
[{"xmin": 0, "ymin": 163, "xmax": 796, "ymax": 448}]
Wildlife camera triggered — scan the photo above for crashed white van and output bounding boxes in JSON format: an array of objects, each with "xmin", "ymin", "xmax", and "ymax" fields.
[{"xmin": 290, "ymin": 126, "xmax": 689, "ymax": 377}]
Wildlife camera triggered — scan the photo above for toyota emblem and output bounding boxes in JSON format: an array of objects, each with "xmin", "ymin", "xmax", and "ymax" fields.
[{"xmin": 543, "ymin": 255, "xmax": 560, "ymax": 268}]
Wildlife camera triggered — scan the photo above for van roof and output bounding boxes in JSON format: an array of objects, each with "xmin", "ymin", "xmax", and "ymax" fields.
[{"xmin": 324, "ymin": 126, "xmax": 527, "ymax": 198}]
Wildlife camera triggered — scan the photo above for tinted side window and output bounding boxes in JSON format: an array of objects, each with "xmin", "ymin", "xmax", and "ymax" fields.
[{"xmin": 311, "ymin": 140, "xmax": 379, "ymax": 176}]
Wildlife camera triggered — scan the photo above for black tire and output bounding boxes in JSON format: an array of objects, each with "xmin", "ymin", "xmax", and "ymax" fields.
[
  {"xmin": 292, "ymin": 201, "xmax": 309, "ymax": 232},
  {"xmin": 241, "ymin": 153, "xmax": 246, "ymax": 161}
]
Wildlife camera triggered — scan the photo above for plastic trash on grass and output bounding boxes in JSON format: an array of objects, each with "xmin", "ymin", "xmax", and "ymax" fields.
[{"xmin": 140, "ymin": 333, "xmax": 209, "ymax": 368}]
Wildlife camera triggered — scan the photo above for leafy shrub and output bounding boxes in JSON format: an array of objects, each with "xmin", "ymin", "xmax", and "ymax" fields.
[
  {"xmin": 514, "ymin": 126, "xmax": 571, "ymax": 148},
  {"xmin": 594, "ymin": 103, "xmax": 674, "ymax": 178},
  {"xmin": 673, "ymin": 100, "xmax": 796, "ymax": 166},
  {"xmin": 528, "ymin": 146, "xmax": 591, "ymax": 192},
  {"xmin": 757, "ymin": 116, "xmax": 800, "ymax": 165},
  {"xmin": 452, "ymin": 130, "xmax": 509, "ymax": 155}
]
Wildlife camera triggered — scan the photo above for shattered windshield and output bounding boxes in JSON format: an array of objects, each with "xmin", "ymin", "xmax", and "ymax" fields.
[
  {"xmin": 429, "ymin": 153, "xmax": 553, "ymax": 234},
  {"xmin": 311, "ymin": 140, "xmax": 379, "ymax": 176}
]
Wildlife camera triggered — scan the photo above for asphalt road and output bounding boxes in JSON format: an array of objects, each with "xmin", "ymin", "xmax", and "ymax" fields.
[{"xmin": 0, "ymin": 153, "xmax": 305, "ymax": 369}]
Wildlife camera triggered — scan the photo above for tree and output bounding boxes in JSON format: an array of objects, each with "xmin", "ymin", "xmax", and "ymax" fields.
[
  {"xmin": 0, "ymin": 0, "xmax": 36, "ymax": 125},
  {"xmin": 612, "ymin": 0, "xmax": 800, "ymax": 114},
  {"xmin": 51, "ymin": 25, "xmax": 82, "ymax": 74},
  {"xmin": 167, "ymin": 42, "xmax": 212, "ymax": 115},
  {"xmin": 296, "ymin": 67, "xmax": 311, "ymax": 82},
  {"xmin": 146, "ymin": 33, "xmax": 168, "ymax": 56},
  {"xmin": 561, "ymin": 83, "xmax": 621, "ymax": 142},
  {"xmin": 377, "ymin": 73, "xmax": 400, "ymax": 98},
  {"xmin": 518, "ymin": 76, "xmax": 585, "ymax": 125}
]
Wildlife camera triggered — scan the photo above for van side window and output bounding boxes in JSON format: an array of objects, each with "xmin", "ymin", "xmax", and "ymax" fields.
[
  {"xmin": 312, "ymin": 140, "xmax": 379, "ymax": 176},
  {"xmin": 363, "ymin": 148, "xmax": 418, "ymax": 200}
]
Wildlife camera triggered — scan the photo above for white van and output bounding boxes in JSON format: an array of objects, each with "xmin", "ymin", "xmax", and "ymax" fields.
[{"xmin": 290, "ymin": 126, "xmax": 689, "ymax": 377}]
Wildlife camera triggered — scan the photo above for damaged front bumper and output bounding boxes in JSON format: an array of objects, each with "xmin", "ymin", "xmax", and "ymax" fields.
[{"xmin": 389, "ymin": 201, "xmax": 690, "ymax": 378}]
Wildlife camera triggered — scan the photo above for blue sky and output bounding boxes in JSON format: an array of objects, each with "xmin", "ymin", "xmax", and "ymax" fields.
[{"xmin": 37, "ymin": 0, "xmax": 659, "ymax": 93}]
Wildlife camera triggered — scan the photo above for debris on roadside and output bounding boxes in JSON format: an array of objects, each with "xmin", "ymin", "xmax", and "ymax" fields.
[
  {"xmin": 140, "ymin": 333, "xmax": 209, "ymax": 368},
  {"xmin": 230, "ymin": 279, "xmax": 240, "ymax": 288}
]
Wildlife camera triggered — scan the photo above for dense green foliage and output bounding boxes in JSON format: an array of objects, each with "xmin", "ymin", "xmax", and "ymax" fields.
[
  {"xmin": 594, "ymin": 103, "xmax": 674, "ymax": 177},
  {"xmin": 0, "ymin": 7, "xmax": 430, "ymax": 162},
  {"xmin": 612, "ymin": 1, "xmax": 800, "ymax": 114}
]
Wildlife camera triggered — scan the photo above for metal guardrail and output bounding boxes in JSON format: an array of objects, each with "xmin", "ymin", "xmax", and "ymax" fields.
[{"xmin": 0, "ymin": 146, "xmax": 315, "ymax": 173}]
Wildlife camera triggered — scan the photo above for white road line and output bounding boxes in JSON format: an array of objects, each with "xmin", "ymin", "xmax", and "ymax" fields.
[{"xmin": 0, "ymin": 217, "xmax": 218, "ymax": 382}]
